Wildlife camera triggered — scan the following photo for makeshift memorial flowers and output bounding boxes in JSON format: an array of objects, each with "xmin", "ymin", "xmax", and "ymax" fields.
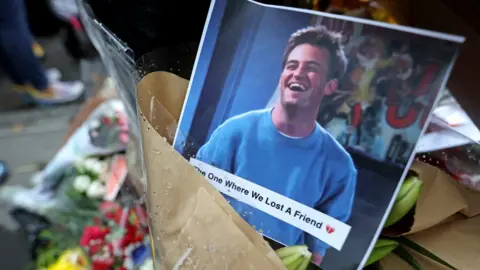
[
  {"xmin": 66, "ymin": 157, "xmax": 107, "ymax": 209},
  {"xmin": 79, "ymin": 201, "xmax": 150, "ymax": 270},
  {"xmin": 88, "ymin": 107, "xmax": 130, "ymax": 148},
  {"xmin": 75, "ymin": 157, "xmax": 104, "ymax": 181},
  {"xmin": 34, "ymin": 200, "xmax": 151, "ymax": 270}
]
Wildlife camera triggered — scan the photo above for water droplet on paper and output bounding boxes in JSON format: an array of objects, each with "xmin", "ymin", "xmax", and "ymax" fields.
[{"xmin": 208, "ymin": 245, "xmax": 216, "ymax": 252}]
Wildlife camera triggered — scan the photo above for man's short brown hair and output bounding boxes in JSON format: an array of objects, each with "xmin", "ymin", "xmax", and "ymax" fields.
[{"xmin": 282, "ymin": 26, "xmax": 347, "ymax": 79}]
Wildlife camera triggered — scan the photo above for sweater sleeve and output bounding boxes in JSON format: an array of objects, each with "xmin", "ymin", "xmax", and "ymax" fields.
[
  {"xmin": 196, "ymin": 123, "xmax": 237, "ymax": 174},
  {"xmin": 306, "ymin": 165, "xmax": 357, "ymax": 256}
]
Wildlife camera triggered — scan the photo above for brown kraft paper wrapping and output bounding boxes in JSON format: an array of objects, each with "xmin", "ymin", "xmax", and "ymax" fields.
[
  {"xmin": 136, "ymin": 71, "xmax": 285, "ymax": 269},
  {"xmin": 454, "ymin": 181, "xmax": 480, "ymax": 218},
  {"xmin": 402, "ymin": 161, "xmax": 468, "ymax": 235},
  {"xmin": 380, "ymin": 214, "xmax": 480, "ymax": 270}
]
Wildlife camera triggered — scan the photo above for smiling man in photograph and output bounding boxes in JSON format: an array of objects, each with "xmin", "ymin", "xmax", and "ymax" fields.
[{"xmin": 196, "ymin": 26, "xmax": 357, "ymax": 265}]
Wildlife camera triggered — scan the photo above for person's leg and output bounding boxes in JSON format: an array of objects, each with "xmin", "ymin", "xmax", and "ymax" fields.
[
  {"xmin": 0, "ymin": 0, "xmax": 49, "ymax": 90},
  {"xmin": 0, "ymin": 0, "xmax": 84, "ymax": 105}
]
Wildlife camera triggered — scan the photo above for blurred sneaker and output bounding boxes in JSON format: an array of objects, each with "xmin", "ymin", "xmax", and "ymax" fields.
[
  {"xmin": 13, "ymin": 80, "xmax": 85, "ymax": 105},
  {"xmin": 46, "ymin": 68, "xmax": 62, "ymax": 83}
]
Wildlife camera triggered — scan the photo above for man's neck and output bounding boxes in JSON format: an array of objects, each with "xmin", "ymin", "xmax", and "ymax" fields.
[{"xmin": 271, "ymin": 105, "xmax": 318, "ymax": 138}]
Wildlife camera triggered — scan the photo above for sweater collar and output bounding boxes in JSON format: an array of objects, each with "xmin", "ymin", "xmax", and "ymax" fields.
[{"xmin": 262, "ymin": 108, "xmax": 323, "ymax": 148}]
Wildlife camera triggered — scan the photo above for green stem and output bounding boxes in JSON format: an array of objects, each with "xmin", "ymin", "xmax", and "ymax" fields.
[{"xmin": 396, "ymin": 236, "xmax": 457, "ymax": 270}]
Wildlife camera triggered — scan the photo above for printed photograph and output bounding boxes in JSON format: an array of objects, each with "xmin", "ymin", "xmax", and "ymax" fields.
[{"xmin": 173, "ymin": 0, "xmax": 459, "ymax": 269}]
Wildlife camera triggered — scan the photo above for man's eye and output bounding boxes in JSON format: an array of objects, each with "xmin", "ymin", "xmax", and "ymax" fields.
[
  {"xmin": 308, "ymin": 65, "xmax": 323, "ymax": 73},
  {"xmin": 286, "ymin": 63, "xmax": 297, "ymax": 70}
]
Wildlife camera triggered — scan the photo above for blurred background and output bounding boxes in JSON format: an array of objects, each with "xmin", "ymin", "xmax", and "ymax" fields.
[{"xmin": 0, "ymin": 0, "xmax": 109, "ymax": 268}]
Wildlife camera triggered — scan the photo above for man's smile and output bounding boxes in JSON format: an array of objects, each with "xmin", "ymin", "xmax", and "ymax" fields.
[{"xmin": 288, "ymin": 81, "xmax": 309, "ymax": 92}]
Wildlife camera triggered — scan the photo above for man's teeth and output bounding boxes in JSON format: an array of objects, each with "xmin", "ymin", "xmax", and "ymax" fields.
[{"xmin": 289, "ymin": 83, "xmax": 306, "ymax": 92}]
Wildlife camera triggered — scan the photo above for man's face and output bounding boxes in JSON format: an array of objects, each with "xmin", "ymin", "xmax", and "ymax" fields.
[{"xmin": 280, "ymin": 44, "xmax": 331, "ymax": 109}]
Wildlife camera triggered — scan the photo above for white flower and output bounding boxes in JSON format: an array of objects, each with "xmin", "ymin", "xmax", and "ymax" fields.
[
  {"xmin": 73, "ymin": 175, "xmax": 92, "ymax": 192},
  {"xmin": 84, "ymin": 158, "xmax": 103, "ymax": 175},
  {"xmin": 86, "ymin": 181, "xmax": 106, "ymax": 199},
  {"xmin": 75, "ymin": 158, "xmax": 86, "ymax": 174},
  {"xmin": 140, "ymin": 259, "xmax": 154, "ymax": 270},
  {"xmin": 90, "ymin": 119, "xmax": 101, "ymax": 129},
  {"xmin": 123, "ymin": 256, "xmax": 134, "ymax": 270}
]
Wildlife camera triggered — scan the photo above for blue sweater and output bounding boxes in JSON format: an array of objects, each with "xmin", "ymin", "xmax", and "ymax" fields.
[{"xmin": 197, "ymin": 109, "xmax": 357, "ymax": 255}]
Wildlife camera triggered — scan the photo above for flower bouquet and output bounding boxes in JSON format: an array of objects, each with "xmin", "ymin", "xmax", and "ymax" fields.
[
  {"xmin": 65, "ymin": 157, "xmax": 108, "ymax": 210},
  {"xmin": 34, "ymin": 200, "xmax": 152, "ymax": 270},
  {"xmin": 79, "ymin": 201, "xmax": 151, "ymax": 270}
]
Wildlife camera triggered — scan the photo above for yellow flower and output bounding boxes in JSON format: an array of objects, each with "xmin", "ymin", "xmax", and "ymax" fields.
[{"xmin": 47, "ymin": 248, "xmax": 89, "ymax": 270}]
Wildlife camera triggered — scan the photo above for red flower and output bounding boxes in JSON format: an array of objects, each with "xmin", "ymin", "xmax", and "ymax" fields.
[
  {"xmin": 115, "ymin": 223, "xmax": 139, "ymax": 249},
  {"xmin": 92, "ymin": 257, "xmax": 114, "ymax": 270},
  {"xmin": 134, "ymin": 232, "xmax": 145, "ymax": 243},
  {"xmin": 80, "ymin": 226, "xmax": 109, "ymax": 247},
  {"xmin": 89, "ymin": 240, "xmax": 104, "ymax": 255},
  {"xmin": 100, "ymin": 202, "xmax": 123, "ymax": 224},
  {"xmin": 102, "ymin": 116, "xmax": 111, "ymax": 125},
  {"xmin": 116, "ymin": 267, "xmax": 127, "ymax": 270}
]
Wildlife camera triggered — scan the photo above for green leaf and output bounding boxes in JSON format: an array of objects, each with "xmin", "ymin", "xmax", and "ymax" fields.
[
  {"xmin": 393, "ymin": 245, "xmax": 423, "ymax": 270},
  {"xmin": 396, "ymin": 236, "xmax": 457, "ymax": 270},
  {"xmin": 366, "ymin": 239, "xmax": 399, "ymax": 266}
]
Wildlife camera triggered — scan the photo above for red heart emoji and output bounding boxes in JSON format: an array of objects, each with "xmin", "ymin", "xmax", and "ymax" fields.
[{"xmin": 326, "ymin": 225, "xmax": 335, "ymax": 234}]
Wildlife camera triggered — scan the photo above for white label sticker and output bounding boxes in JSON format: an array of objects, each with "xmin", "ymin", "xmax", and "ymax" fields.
[{"xmin": 190, "ymin": 158, "xmax": 351, "ymax": 250}]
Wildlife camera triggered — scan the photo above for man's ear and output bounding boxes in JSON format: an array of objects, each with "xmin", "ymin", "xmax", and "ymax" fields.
[{"xmin": 324, "ymin": 79, "xmax": 338, "ymax": 96}]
